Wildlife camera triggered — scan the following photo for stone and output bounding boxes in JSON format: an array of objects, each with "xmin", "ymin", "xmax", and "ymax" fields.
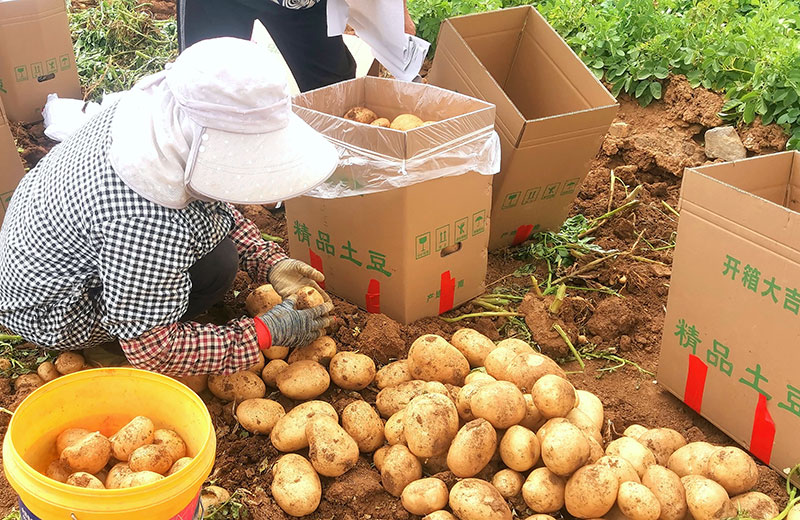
[
  {"xmin": 704, "ymin": 126, "xmax": 747, "ymax": 161},
  {"xmin": 608, "ymin": 121, "xmax": 631, "ymax": 138}
]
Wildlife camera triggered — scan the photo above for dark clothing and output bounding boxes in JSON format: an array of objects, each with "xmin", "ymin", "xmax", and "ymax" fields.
[
  {"xmin": 177, "ymin": 0, "xmax": 357, "ymax": 92},
  {"xmin": 182, "ymin": 237, "xmax": 239, "ymax": 320}
]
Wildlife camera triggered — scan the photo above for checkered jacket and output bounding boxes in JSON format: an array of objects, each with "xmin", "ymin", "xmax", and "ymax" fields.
[{"xmin": 0, "ymin": 104, "xmax": 286, "ymax": 375}]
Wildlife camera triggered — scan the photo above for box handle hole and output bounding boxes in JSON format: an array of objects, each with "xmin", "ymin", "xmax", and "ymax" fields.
[
  {"xmin": 440, "ymin": 242, "xmax": 463, "ymax": 257},
  {"xmin": 37, "ymin": 73, "xmax": 55, "ymax": 83}
]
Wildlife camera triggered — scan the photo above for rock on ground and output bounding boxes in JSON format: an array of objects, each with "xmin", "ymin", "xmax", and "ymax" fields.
[{"xmin": 704, "ymin": 126, "xmax": 747, "ymax": 161}]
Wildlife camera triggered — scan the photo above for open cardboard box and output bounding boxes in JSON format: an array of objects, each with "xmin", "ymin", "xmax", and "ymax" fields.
[
  {"xmin": 0, "ymin": 99, "xmax": 26, "ymax": 227},
  {"xmin": 428, "ymin": 6, "xmax": 618, "ymax": 250},
  {"xmin": 659, "ymin": 152, "xmax": 800, "ymax": 483},
  {"xmin": 286, "ymin": 77, "xmax": 497, "ymax": 324}
]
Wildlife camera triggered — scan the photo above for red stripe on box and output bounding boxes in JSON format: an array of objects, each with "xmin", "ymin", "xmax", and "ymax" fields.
[
  {"xmin": 439, "ymin": 271, "xmax": 456, "ymax": 314},
  {"xmin": 749, "ymin": 393, "xmax": 776, "ymax": 464},
  {"xmin": 308, "ymin": 248, "xmax": 325, "ymax": 289},
  {"xmin": 512, "ymin": 224, "xmax": 535, "ymax": 245},
  {"xmin": 683, "ymin": 354, "xmax": 708, "ymax": 414},
  {"xmin": 366, "ymin": 279, "xmax": 381, "ymax": 314}
]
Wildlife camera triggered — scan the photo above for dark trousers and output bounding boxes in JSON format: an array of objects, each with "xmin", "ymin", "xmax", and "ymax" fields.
[
  {"xmin": 182, "ymin": 237, "xmax": 240, "ymax": 320},
  {"xmin": 176, "ymin": 0, "xmax": 356, "ymax": 92}
]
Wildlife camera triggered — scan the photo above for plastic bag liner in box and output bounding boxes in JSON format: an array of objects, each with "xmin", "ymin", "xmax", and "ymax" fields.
[{"xmin": 292, "ymin": 77, "xmax": 501, "ymax": 199}]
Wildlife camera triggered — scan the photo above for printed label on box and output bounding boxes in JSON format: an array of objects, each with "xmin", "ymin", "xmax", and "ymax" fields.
[
  {"xmin": 472, "ymin": 210, "xmax": 486, "ymax": 236},
  {"xmin": 435, "ymin": 225, "xmax": 450, "ymax": 251}
]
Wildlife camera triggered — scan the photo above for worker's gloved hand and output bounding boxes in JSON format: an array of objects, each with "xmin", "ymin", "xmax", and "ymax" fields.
[
  {"xmin": 268, "ymin": 258, "xmax": 331, "ymax": 302},
  {"xmin": 257, "ymin": 296, "xmax": 334, "ymax": 349}
]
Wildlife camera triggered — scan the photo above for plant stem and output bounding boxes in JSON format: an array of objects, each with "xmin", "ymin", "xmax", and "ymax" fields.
[
  {"xmin": 549, "ymin": 284, "xmax": 567, "ymax": 314},
  {"xmin": 608, "ymin": 170, "xmax": 616, "ymax": 213},
  {"xmin": 474, "ymin": 300, "xmax": 507, "ymax": 312},
  {"xmin": 0, "ymin": 334, "xmax": 22, "ymax": 343},
  {"xmin": 550, "ymin": 254, "xmax": 619, "ymax": 287},
  {"xmin": 530, "ymin": 276, "xmax": 544, "ymax": 298},
  {"xmin": 261, "ymin": 233, "xmax": 284, "ymax": 243},
  {"xmin": 630, "ymin": 255, "xmax": 669, "ymax": 266},
  {"xmin": 662, "ymin": 200, "xmax": 680, "ymax": 218},
  {"xmin": 554, "ymin": 324, "xmax": 584, "ymax": 370},
  {"xmin": 441, "ymin": 311, "xmax": 524, "ymax": 323}
]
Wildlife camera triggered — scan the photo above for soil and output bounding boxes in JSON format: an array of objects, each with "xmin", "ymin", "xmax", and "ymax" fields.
[{"xmin": 2, "ymin": 73, "xmax": 793, "ymax": 517}]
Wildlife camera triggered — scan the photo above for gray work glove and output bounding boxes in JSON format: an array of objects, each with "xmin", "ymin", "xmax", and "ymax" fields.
[
  {"xmin": 257, "ymin": 296, "xmax": 334, "ymax": 349},
  {"xmin": 268, "ymin": 258, "xmax": 331, "ymax": 302}
]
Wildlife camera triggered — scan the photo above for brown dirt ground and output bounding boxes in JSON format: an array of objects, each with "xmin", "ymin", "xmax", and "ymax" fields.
[{"xmin": 1, "ymin": 75, "xmax": 793, "ymax": 517}]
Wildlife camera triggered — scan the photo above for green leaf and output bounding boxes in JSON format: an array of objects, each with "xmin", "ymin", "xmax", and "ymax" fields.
[
  {"xmin": 635, "ymin": 80, "xmax": 649, "ymax": 98},
  {"xmin": 743, "ymin": 102, "xmax": 756, "ymax": 124},
  {"xmin": 650, "ymin": 81, "xmax": 663, "ymax": 99}
]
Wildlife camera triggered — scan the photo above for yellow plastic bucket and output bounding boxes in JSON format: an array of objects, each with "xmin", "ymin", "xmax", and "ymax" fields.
[{"xmin": 3, "ymin": 368, "xmax": 216, "ymax": 519}]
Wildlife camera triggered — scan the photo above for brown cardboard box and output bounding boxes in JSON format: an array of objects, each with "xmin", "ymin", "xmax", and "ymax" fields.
[
  {"xmin": 286, "ymin": 77, "xmax": 497, "ymax": 324},
  {"xmin": 659, "ymin": 152, "xmax": 800, "ymax": 481},
  {"xmin": 427, "ymin": 6, "xmax": 618, "ymax": 250},
  {"xmin": 0, "ymin": 0, "xmax": 82, "ymax": 123},
  {"xmin": 0, "ymin": 99, "xmax": 26, "ymax": 227}
]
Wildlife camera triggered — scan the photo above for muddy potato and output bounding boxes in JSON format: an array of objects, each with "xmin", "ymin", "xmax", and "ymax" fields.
[
  {"xmin": 236, "ymin": 398, "xmax": 285, "ymax": 435},
  {"xmin": 119, "ymin": 471, "xmax": 164, "ymax": 488},
  {"xmin": 381, "ymin": 445, "xmax": 423, "ymax": 496},
  {"xmin": 295, "ymin": 286, "xmax": 325, "ymax": 309},
  {"xmin": 587, "ymin": 435, "xmax": 605, "ymax": 464},
  {"xmin": 576, "ymin": 390, "xmax": 605, "ymax": 430},
  {"xmin": 306, "ymin": 417, "xmax": 359, "ymax": 477},
  {"xmin": 66, "ymin": 472, "xmax": 105, "ymax": 489},
  {"xmin": 533, "ymin": 374, "xmax": 577, "ymax": 419},
  {"xmin": 37, "ymin": 361, "xmax": 59, "ymax": 383},
  {"xmin": 565, "ymin": 464, "xmax": 619, "ymax": 519},
  {"xmin": 420, "ymin": 453, "xmax": 449, "ymax": 475},
  {"xmin": 55, "ymin": 351, "xmax": 85, "ymax": 375},
  {"xmin": 167, "ymin": 457, "xmax": 192, "ymax": 476},
  {"xmin": 624, "ymin": 424, "xmax": 649, "ymax": 439},
  {"xmin": 451, "ymin": 328, "xmax": 497, "ymax": 367},
  {"xmin": 329, "ymin": 352, "xmax": 376, "ymax": 390},
  {"xmin": 731, "ymin": 492, "xmax": 779, "ymax": 520},
  {"xmin": 506, "ymin": 352, "xmax": 566, "ymax": 392},
  {"xmin": 424, "ymin": 512, "xmax": 456, "ymax": 520},
  {"xmin": 704, "ymin": 446, "xmax": 758, "ymax": 496},
  {"xmin": 464, "ymin": 370, "xmax": 496, "ymax": 385},
  {"xmin": 175, "ymin": 374, "xmax": 208, "ymax": 393},
  {"xmin": 523, "ymin": 467, "xmax": 567, "ymax": 513},
  {"xmin": 344, "ymin": 106, "xmax": 378, "ymax": 124},
  {"xmin": 46, "ymin": 460, "xmax": 72, "ymax": 483},
  {"xmin": 446, "ymin": 418, "xmax": 497, "ymax": 477},
  {"xmin": 637, "ymin": 428, "xmax": 687, "ymax": 466},
  {"xmin": 536, "ymin": 417, "xmax": 569, "ymax": 446},
  {"xmin": 483, "ymin": 347, "xmax": 518, "ymax": 380},
  {"xmin": 404, "ymin": 393, "xmax": 459, "ymax": 457},
  {"xmin": 456, "ymin": 381, "xmax": 489, "ymax": 421},
  {"xmin": 153, "ymin": 429, "xmax": 186, "ymax": 462},
  {"xmin": 385, "ymin": 409, "xmax": 407, "ymax": 445},
  {"xmin": 0, "ymin": 357, "xmax": 10, "ymax": 371},
  {"xmin": 617, "ymin": 481, "xmax": 661, "ymax": 520},
  {"xmin": 14, "ymin": 373, "xmax": 44, "ymax": 392},
  {"xmin": 288, "ymin": 336, "xmax": 337, "ymax": 366},
  {"xmin": 376, "ymin": 379, "xmax": 448, "ymax": 417},
  {"xmin": 371, "ymin": 117, "xmax": 391, "ymax": 127},
  {"xmin": 208, "ymin": 370, "xmax": 266, "ymax": 401},
  {"xmin": 264, "ymin": 345, "xmax": 289, "ymax": 360},
  {"xmin": 375, "ymin": 360, "xmax": 412, "ymax": 389},
  {"xmin": 401, "ymin": 478, "xmax": 449, "ymax": 515},
  {"xmin": 606, "ymin": 437, "xmax": 657, "ymax": 477},
  {"xmin": 57, "ymin": 428, "xmax": 91, "ymax": 454},
  {"xmin": 200, "ymin": 486, "xmax": 230, "ymax": 512},
  {"xmin": 500, "ymin": 425, "xmax": 540, "ymax": 471},
  {"xmin": 496, "ymin": 338, "xmax": 536, "ymax": 355},
  {"xmin": 247, "ymin": 351, "xmax": 266, "ymax": 374},
  {"xmin": 641, "ymin": 465, "xmax": 687, "ymax": 520},
  {"xmin": 682, "ymin": 476, "xmax": 735, "ymax": 520},
  {"xmin": 471, "ymin": 381, "xmax": 526, "ymax": 429},
  {"xmin": 373, "ymin": 445, "xmax": 390, "ymax": 471},
  {"xmin": 449, "ymin": 478, "xmax": 512, "ymax": 520},
  {"xmin": 596, "ymin": 455, "xmax": 641, "ymax": 485},
  {"xmin": 105, "ymin": 463, "xmax": 133, "ymax": 489},
  {"xmin": 493, "ymin": 469, "xmax": 524, "ymax": 498},
  {"xmin": 61, "ymin": 432, "xmax": 111, "ymax": 474},
  {"xmin": 519, "ymin": 394, "xmax": 544, "ymax": 430},
  {"xmin": 541, "ymin": 422, "xmax": 591, "ymax": 476},
  {"xmin": 407, "ymin": 334, "xmax": 469, "ymax": 385},
  {"xmin": 342, "ymin": 400, "xmax": 385, "ymax": 452},
  {"xmin": 524, "ymin": 516, "xmax": 557, "ymax": 520},
  {"xmin": 270, "ymin": 400, "xmax": 338, "ymax": 452},
  {"xmin": 272, "ymin": 454, "xmax": 322, "ymax": 516},
  {"xmin": 667, "ymin": 442, "xmax": 718, "ymax": 477},
  {"xmin": 276, "ymin": 360, "xmax": 329, "ymax": 400},
  {"xmin": 390, "ymin": 114, "xmax": 424, "ymax": 131},
  {"xmin": 129, "ymin": 444, "xmax": 172, "ymax": 475},
  {"xmin": 245, "ymin": 284, "xmax": 282, "ymax": 316},
  {"xmin": 261, "ymin": 359, "xmax": 288, "ymax": 388},
  {"xmin": 566, "ymin": 408, "xmax": 602, "ymax": 444},
  {"xmin": 790, "ymin": 505, "xmax": 800, "ymax": 520}
]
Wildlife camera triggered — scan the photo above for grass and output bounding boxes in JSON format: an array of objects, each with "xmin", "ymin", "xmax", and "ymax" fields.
[
  {"xmin": 0, "ymin": 510, "xmax": 18, "ymax": 520},
  {"xmin": 204, "ymin": 489, "xmax": 251, "ymax": 519},
  {"xmin": 0, "ymin": 335, "xmax": 52, "ymax": 378}
]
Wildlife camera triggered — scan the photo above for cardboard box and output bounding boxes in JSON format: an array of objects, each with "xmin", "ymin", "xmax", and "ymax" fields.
[
  {"xmin": 427, "ymin": 6, "xmax": 619, "ymax": 250},
  {"xmin": 286, "ymin": 77, "xmax": 497, "ymax": 324},
  {"xmin": 0, "ymin": 99, "xmax": 26, "ymax": 227},
  {"xmin": 659, "ymin": 152, "xmax": 800, "ymax": 481},
  {"xmin": 0, "ymin": 0, "xmax": 82, "ymax": 123}
]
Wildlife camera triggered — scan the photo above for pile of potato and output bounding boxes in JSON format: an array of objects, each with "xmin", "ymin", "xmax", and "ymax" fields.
[
  {"xmin": 45, "ymin": 416, "xmax": 191, "ymax": 490},
  {"xmin": 343, "ymin": 106, "xmax": 435, "ymax": 130},
  {"xmin": 12, "ymin": 351, "xmax": 87, "ymax": 392}
]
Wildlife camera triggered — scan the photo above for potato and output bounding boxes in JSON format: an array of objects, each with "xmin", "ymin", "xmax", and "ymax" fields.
[
  {"xmin": 153, "ymin": 429, "xmax": 186, "ymax": 462},
  {"xmin": 788, "ymin": 504, "xmax": 800, "ymax": 520},
  {"xmin": 46, "ymin": 459, "xmax": 72, "ymax": 483},
  {"xmin": 576, "ymin": 390, "xmax": 604, "ymax": 430},
  {"xmin": 385, "ymin": 409, "xmax": 407, "ymax": 445},
  {"xmin": 464, "ymin": 371, "xmax": 496, "ymax": 385},
  {"xmin": 288, "ymin": 336, "xmax": 337, "ymax": 366},
  {"xmin": 451, "ymin": 328, "xmax": 497, "ymax": 367},
  {"xmin": 37, "ymin": 361, "xmax": 59, "ymax": 383},
  {"xmin": 264, "ymin": 345, "xmax": 289, "ymax": 360},
  {"xmin": 518, "ymin": 394, "xmax": 544, "ymax": 431},
  {"xmin": 208, "ymin": 371, "xmax": 266, "ymax": 401},
  {"xmin": 446, "ymin": 418, "xmax": 496, "ymax": 477},
  {"xmin": 587, "ymin": 435, "xmax": 605, "ymax": 464},
  {"xmin": 638, "ymin": 428, "xmax": 687, "ymax": 466},
  {"xmin": 371, "ymin": 117, "xmax": 391, "ymax": 127},
  {"xmin": 407, "ymin": 334, "xmax": 469, "ymax": 385},
  {"xmin": 236, "ymin": 398, "xmax": 285, "ymax": 435},
  {"xmin": 376, "ymin": 380, "xmax": 448, "ymax": 417},
  {"xmin": 455, "ymin": 381, "xmax": 488, "ymax": 421},
  {"xmin": 106, "ymin": 463, "xmax": 133, "ymax": 489},
  {"xmin": 272, "ymin": 454, "xmax": 322, "ymax": 516},
  {"xmin": 401, "ymin": 478, "xmax": 449, "ymax": 515},
  {"xmin": 565, "ymin": 464, "xmax": 620, "ymax": 519},
  {"xmin": 642, "ymin": 465, "xmax": 687, "ymax": 520},
  {"xmin": 276, "ymin": 360, "xmax": 329, "ymax": 400},
  {"xmin": 532, "ymin": 374, "xmax": 576, "ymax": 419},
  {"xmin": 262, "ymin": 359, "xmax": 288, "ymax": 387},
  {"xmin": 500, "ymin": 425, "xmax": 540, "ymax": 471},
  {"xmin": 245, "ymin": 284, "xmax": 282, "ymax": 316},
  {"xmin": 167, "ymin": 457, "xmax": 192, "ymax": 476},
  {"xmin": 523, "ymin": 516, "xmax": 557, "ymax": 520},
  {"xmin": 344, "ymin": 106, "xmax": 378, "ymax": 124},
  {"xmin": 536, "ymin": 417, "xmax": 568, "ymax": 446},
  {"xmin": 375, "ymin": 360, "xmax": 412, "ymax": 389},
  {"xmin": 404, "ymin": 393, "xmax": 459, "ymax": 457},
  {"xmin": 270, "ymin": 400, "xmax": 338, "ymax": 452},
  {"xmin": 731, "ymin": 492, "xmax": 779, "ymax": 520},
  {"xmin": 493, "ymin": 469, "xmax": 524, "ymax": 498},
  {"xmin": 66, "ymin": 472, "xmax": 105, "ymax": 489},
  {"xmin": 541, "ymin": 422, "xmax": 591, "ymax": 476},
  {"xmin": 618, "ymin": 481, "xmax": 662, "ymax": 520},
  {"xmin": 306, "ymin": 417, "xmax": 359, "ymax": 477},
  {"xmin": 566, "ymin": 408, "xmax": 602, "ymax": 444},
  {"xmin": 471, "ymin": 381, "xmax": 526, "ymax": 429},
  {"xmin": 682, "ymin": 476, "xmax": 735, "ymax": 520},
  {"xmin": 606, "ymin": 437, "xmax": 657, "ymax": 477},
  {"xmin": 704, "ymin": 446, "xmax": 758, "ymax": 496},
  {"xmin": 373, "ymin": 445, "xmax": 390, "ymax": 471},
  {"xmin": 496, "ymin": 338, "xmax": 536, "ymax": 355},
  {"xmin": 342, "ymin": 401, "xmax": 384, "ymax": 452},
  {"xmin": 596, "ymin": 455, "xmax": 641, "ymax": 485},
  {"xmin": 295, "ymin": 286, "xmax": 324, "ymax": 309},
  {"xmin": 381, "ymin": 445, "xmax": 423, "ymax": 497},
  {"xmin": 55, "ymin": 351, "xmax": 85, "ymax": 375},
  {"xmin": 0, "ymin": 358, "xmax": 10, "ymax": 371},
  {"xmin": 61, "ymin": 432, "xmax": 111, "ymax": 474},
  {"xmin": 329, "ymin": 352, "xmax": 376, "ymax": 390},
  {"xmin": 667, "ymin": 442, "xmax": 717, "ymax": 477},
  {"xmin": 109, "ymin": 416, "xmax": 154, "ymax": 461},
  {"xmin": 200, "ymin": 486, "xmax": 231, "ymax": 512},
  {"xmin": 523, "ymin": 467, "xmax": 567, "ymax": 513},
  {"xmin": 449, "ymin": 478, "xmax": 512, "ymax": 520},
  {"xmin": 506, "ymin": 352, "xmax": 566, "ymax": 392},
  {"xmin": 175, "ymin": 374, "xmax": 208, "ymax": 394},
  {"xmin": 424, "ymin": 512, "xmax": 456, "ymax": 520},
  {"xmin": 56, "ymin": 428, "xmax": 91, "ymax": 454},
  {"xmin": 483, "ymin": 347, "xmax": 518, "ymax": 380},
  {"xmin": 420, "ymin": 453, "xmax": 449, "ymax": 475},
  {"xmin": 119, "ymin": 470, "xmax": 164, "ymax": 488},
  {"xmin": 390, "ymin": 114, "xmax": 424, "ymax": 131},
  {"xmin": 624, "ymin": 424, "xmax": 649, "ymax": 439},
  {"xmin": 14, "ymin": 373, "xmax": 44, "ymax": 392},
  {"xmin": 129, "ymin": 444, "xmax": 172, "ymax": 475}
]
